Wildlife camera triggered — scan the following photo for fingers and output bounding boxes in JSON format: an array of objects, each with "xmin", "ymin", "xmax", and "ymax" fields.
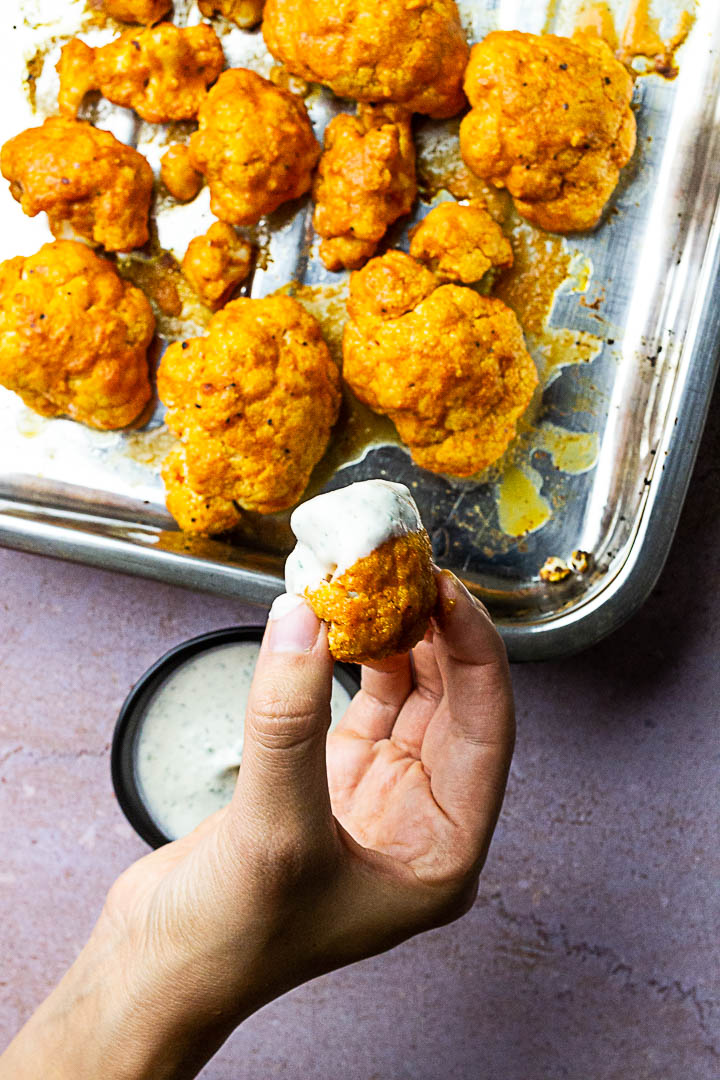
[
  {"xmin": 388, "ymin": 636, "xmax": 443, "ymax": 755},
  {"xmin": 334, "ymin": 652, "xmax": 413, "ymax": 741},
  {"xmin": 424, "ymin": 572, "xmax": 515, "ymax": 856},
  {"xmin": 230, "ymin": 598, "xmax": 336, "ymax": 843}
]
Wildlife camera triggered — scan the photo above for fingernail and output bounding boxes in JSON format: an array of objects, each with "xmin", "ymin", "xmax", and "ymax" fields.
[{"xmin": 267, "ymin": 595, "xmax": 320, "ymax": 653}]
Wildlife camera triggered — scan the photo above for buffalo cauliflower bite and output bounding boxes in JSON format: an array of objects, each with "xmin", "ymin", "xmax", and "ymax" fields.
[
  {"xmin": 198, "ymin": 0, "xmax": 265, "ymax": 29},
  {"xmin": 103, "ymin": 0, "xmax": 171, "ymax": 22},
  {"xmin": 313, "ymin": 104, "xmax": 417, "ymax": 271},
  {"xmin": 409, "ymin": 199, "xmax": 513, "ymax": 284},
  {"xmin": 160, "ymin": 144, "xmax": 203, "ymax": 202},
  {"xmin": 162, "ymin": 445, "xmax": 242, "ymax": 535},
  {"xmin": 343, "ymin": 251, "xmax": 538, "ymax": 476},
  {"xmin": 157, "ymin": 295, "xmax": 341, "ymax": 523},
  {"xmin": 460, "ymin": 30, "xmax": 636, "ymax": 233},
  {"xmin": 188, "ymin": 68, "xmax": 321, "ymax": 226},
  {"xmin": 0, "ymin": 117, "xmax": 153, "ymax": 252},
  {"xmin": 182, "ymin": 222, "xmax": 253, "ymax": 309},
  {"xmin": 280, "ymin": 479, "xmax": 437, "ymax": 662},
  {"xmin": 57, "ymin": 23, "xmax": 225, "ymax": 124},
  {"xmin": 263, "ymin": 0, "xmax": 468, "ymax": 119},
  {"xmin": 0, "ymin": 240, "xmax": 154, "ymax": 429}
]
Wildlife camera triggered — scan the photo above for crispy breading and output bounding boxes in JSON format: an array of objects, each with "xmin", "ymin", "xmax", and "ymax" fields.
[
  {"xmin": 188, "ymin": 68, "xmax": 320, "ymax": 226},
  {"xmin": 198, "ymin": 0, "xmax": 265, "ymax": 29},
  {"xmin": 343, "ymin": 251, "xmax": 537, "ymax": 476},
  {"xmin": 57, "ymin": 23, "xmax": 225, "ymax": 123},
  {"xmin": 305, "ymin": 531, "xmax": 437, "ymax": 662},
  {"xmin": 460, "ymin": 30, "xmax": 636, "ymax": 233},
  {"xmin": 263, "ymin": 0, "xmax": 468, "ymax": 119},
  {"xmin": 103, "ymin": 0, "xmax": 171, "ymax": 23},
  {"xmin": 160, "ymin": 143, "xmax": 203, "ymax": 202},
  {"xmin": 0, "ymin": 117, "xmax": 153, "ymax": 252},
  {"xmin": 157, "ymin": 295, "xmax": 340, "ymax": 524},
  {"xmin": 182, "ymin": 222, "xmax": 253, "ymax": 309},
  {"xmin": 162, "ymin": 445, "xmax": 242, "ymax": 535},
  {"xmin": 0, "ymin": 240, "xmax": 154, "ymax": 430},
  {"xmin": 313, "ymin": 104, "xmax": 417, "ymax": 271},
  {"xmin": 409, "ymin": 199, "xmax": 513, "ymax": 284}
]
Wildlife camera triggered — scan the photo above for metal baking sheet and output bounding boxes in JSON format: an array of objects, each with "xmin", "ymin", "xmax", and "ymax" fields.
[{"xmin": 1, "ymin": 0, "xmax": 718, "ymax": 660}]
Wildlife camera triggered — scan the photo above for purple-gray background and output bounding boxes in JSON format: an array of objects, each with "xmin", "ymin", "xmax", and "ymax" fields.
[{"xmin": 1, "ymin": 396, "xmax": 718, "ymax": 1079}]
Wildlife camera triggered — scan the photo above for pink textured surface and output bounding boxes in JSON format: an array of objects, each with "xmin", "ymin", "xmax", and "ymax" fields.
[{"xmin": 1, "ymin": 401, "xmax": 719, "ymax": 1077}]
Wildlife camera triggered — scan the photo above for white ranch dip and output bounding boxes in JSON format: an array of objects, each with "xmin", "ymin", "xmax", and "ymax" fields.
[
  {"xmin": 135, "ymin": 640, "xmax": 353, "ymax": 841},
  {"xmin": 285, "ymin": 479, "xmax": 423, "ymax": 598}
]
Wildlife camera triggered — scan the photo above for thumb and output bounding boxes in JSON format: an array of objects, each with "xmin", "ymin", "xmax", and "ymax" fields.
[{"xmin": 231, "ymin": 598, "xmax": 335, "ymax": 840}]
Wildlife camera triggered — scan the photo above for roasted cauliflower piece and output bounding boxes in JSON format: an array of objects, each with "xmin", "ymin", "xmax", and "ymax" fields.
[
  {"xmin": 103, "ymin": 0, "xmax": 171, "ymax": 23},
  {"xmin": 182, "ymin": 222, "xmax": 253, "ymax": 309},
  {"xmin": 343, "ymin": 251, "xmax": 537, "ymax": 476},
  {"xmin": 0, "ymin": 240, "xmax": 154, "ymax": 429},
  {"xmin": 409, "ymin": 199, "xmax": 513, "ymax": 284},
  {"xmin": 306, "ymin": 532, "xmax": 437, "ymax": 662},
  {"xmin": 160, "ymin": 143, "xmax": 203, "ymax": 202},
  {"xmin": 0, "ymin": 117, "xmax": 153, "ymax": 252},
  {"xmin": 282, "ymin": 478, "xmax": 437, "ymax": 662},
  {"xmin": 157, "ymin": 295, "xmax": 341, "ymax": 525},
  {"xmin": 198, "ymin": 0, "xmax": 265, "ymax": 29},
  {"xmin": 188, "ymin": 68, "xmax": 321, "ymax": 226},
  {"xmin": 460, "ymin": 30, "xmax": 636, "ymax": 233},
  {"xmin": 57, "ymin": 23, "xmax": 225, "ymax": 123},
  {"xmin": 162, "ymin": 445, "xmax": 242, "ymax": 535},
  {"xmin": 56, "ymin": 39, "xmax": 97, "ymax": 118},
  {"xmin": 313, "ymin": 104, "xmax": 417, "ymax": 271},
  {"xmin": 263, "ymin": 0, "xmax": 468, "ymax": 119}
]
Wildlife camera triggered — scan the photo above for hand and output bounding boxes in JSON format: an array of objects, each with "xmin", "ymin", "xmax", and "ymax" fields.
[{"xmin": 1, "ymin": 571, "xmax": 514, "ymax": 1080}]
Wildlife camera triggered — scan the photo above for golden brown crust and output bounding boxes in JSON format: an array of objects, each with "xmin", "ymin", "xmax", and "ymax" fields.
[
  {"xmin": 460, "ymin": 30, "xmax": 636, "ymax": 233},
  {"xmin": 0, "ymin": 117, "xmax": 153, "ymax": 252},
  {"xmin": 198, "ymin": 0, "xmax": 265, "ymax": 29},
  {"xmin": 313, "ymin": 104, "xmax": 417, "ymax": 272},
  {"xmin": 409, "ymin": 199, "xmax": 513, "ymax": 284},
  {"xmin": 57, "ymin": 39, "xmax": 97, "ymax": 118},
  {"xmin": 160, "ymin": 144, "xmax": 203, "ymax": 202},
  {"xmin": 181, "ymin": 222, "xmax": 253, "ymax": 309},
  {"xmin": 305, "ymin": 531, "xmax": 437, "ymax": 663},
  {"xmin": 343, "ymin": 250, "xmax": 537, "ymax": 476},
  {"xmin": 188, "ymin": 68, "xmax": 321, "ymax": 226},
  {"xmin": 93, "ymin": 24, "xmax": 224, "ymax": 123},
  {"xmin": 0, "ymin": 240, "xmax": 154, "ymax": 430},
  {"xmin": 103, "ymin": 0, "xmax": 171, "ymax": 23},
  {"xmin": 263, "ymin": 0, "xmax": 468, "ymax": 119},
  {"xmin": 162, "ymin": 445, "xmax": 242, "ymax": 535},
  {"xmin": 157, "ymin": 295, "xmax": 341, "ymax": 523}
]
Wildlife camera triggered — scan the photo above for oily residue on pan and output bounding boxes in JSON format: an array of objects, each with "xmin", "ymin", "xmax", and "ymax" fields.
[{"xmin": 576, "ymin": 0, "xmax": 695, "ymax": 80}]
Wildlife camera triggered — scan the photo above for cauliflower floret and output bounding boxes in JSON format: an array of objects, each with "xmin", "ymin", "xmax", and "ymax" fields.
[
  {"xmin": 56, "ymin": 39, "xmax": 97, "ymax": 118},
  {"xmin": 306, "ymin": 532, "xmax": 437, "ymax": 662},
  {"xmin": 313, "ymin": 104, "xmax": 417, "ymax": 272},
  {"xmin": 198, "ymin": 0, "xmax": 265, "ymax": 29},
  {"xmin": 409, "ymin": 199, "xmax": 513, "ymax": 284},
  {"xmin": 188, "ymin": 68, "xmax": 320, "ymax": 226},
  {"xmin": 0, "ymin": 240, "xmax": 154, "ymax": 430},
  {"xmin": 182, "ymin": 222, "xmax": 253, "ymax": 309},
  {"xmin": 460, "ymin": 30, "xmax": 636, "ymax": 233},
  {"xmin": 103, "ymin": 0, "xmax": 171, "ymax": 23},
  {"xmin": 0, "ymin": 117, "xmax": 153, "ymax": 252},
  {"xmin": 343, "ymin": 251, "xmax": 538, "ymax": 476},
  {"xmin": 263, "ymin": 0, "xmax": 468, "ymax": 119},
  {"xmin": 160, "ymin": 143, "xmax": 203, "ymax": 202},
  {"xmin": 157, "ymin": 295, "xmax": 341, "ymax": 523},
  {"xmin": 57, "ymin": 23, "xmax": 225, "ymax": 123},
  {"xmin": 162, "ymin": 445, "xmax": 242, "ymax": 535}
]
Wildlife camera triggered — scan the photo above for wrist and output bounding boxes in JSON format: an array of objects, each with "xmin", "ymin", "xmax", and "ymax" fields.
[{"xmin": 0, "ymin": 918, "xmax": 246, "ymax": 1080}]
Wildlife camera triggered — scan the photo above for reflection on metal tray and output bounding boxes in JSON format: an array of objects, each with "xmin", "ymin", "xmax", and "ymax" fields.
[{"xmin": 1, "ymin": 0, "xmax": 719, "ymax": 660}]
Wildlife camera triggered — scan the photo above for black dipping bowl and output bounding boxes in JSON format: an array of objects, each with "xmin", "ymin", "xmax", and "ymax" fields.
[{"xmin": 112, "ymin": 624, "xmax": 361, "ymax": 849}]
